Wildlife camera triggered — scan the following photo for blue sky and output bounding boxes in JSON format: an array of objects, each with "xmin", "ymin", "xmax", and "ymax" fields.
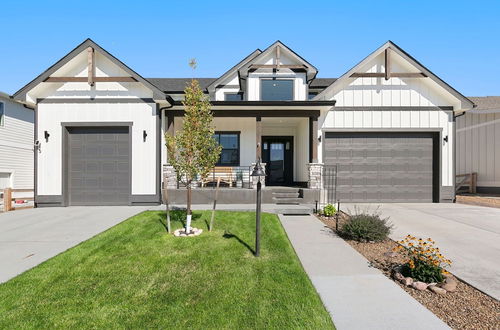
[{"xmin": 2, "ymin": 0, "xmax": 499, "ymax": 96}]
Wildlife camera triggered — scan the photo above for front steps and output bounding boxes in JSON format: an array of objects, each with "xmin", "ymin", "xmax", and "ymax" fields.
[{"xmin": 271, "ymin": 187, "xmax": 303, "ymax": 205}]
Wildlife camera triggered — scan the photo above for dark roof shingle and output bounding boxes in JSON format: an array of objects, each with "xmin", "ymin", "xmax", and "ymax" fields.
[
  {"xmin": 147, "ymin": 77, "xmax": 337, "ymax": 93},
  {"xmin": 467, "ymin": 96, "xmax": 500, "ymax": 110}
]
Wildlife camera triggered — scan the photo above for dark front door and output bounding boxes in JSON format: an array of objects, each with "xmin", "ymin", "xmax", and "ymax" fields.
[{"xmin": 262, "ymin": 136, "xmax": 293, "ymax": 186}]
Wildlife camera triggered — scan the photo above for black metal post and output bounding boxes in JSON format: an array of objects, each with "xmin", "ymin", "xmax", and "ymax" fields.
[{"xmin": 255, "ymin": 179, "xmax": 261, "ymax": 257}]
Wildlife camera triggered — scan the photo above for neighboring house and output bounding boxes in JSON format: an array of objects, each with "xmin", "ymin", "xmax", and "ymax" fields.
[
  {"xmin": 0, "ymin": 92, "xmax": 34, "ymax": 196},
  {"xmin": 457, "ymin": 97, "xmax": 500, "ymax": 193},
  {"xmin": 13, "ymin": 38, "xmax": 474, "ymax": 207}
]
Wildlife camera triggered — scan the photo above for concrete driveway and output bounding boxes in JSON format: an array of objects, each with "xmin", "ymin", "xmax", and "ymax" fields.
[
  {"xmin": 343, "ymin": 203, "xmax": 500, "ymax": 301},
  {"xmin": 0, "ymin": 206, "xmax": 147, "ymax": 284}
]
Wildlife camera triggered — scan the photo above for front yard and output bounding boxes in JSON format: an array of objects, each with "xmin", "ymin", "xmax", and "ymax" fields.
[{"xmin": 0, "ymin": 210, "xmax": 333, "ymax": 329}]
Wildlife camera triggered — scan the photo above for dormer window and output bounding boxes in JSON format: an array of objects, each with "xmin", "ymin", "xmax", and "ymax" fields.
[{"xmin": 261, "ymin": 79, "xmax": 294, "ymax": 101}]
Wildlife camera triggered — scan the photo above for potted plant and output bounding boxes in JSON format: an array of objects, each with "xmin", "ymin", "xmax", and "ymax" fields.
[{"xmin": 236, "ymin": 170, "xmax": 243, "ymax": 188}]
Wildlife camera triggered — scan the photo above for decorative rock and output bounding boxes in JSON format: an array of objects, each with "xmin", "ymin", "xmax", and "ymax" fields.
[
  {"xmin": 173, "ymin": 227, "xmax": 203, "ymax": 237},
  {"xmin": 440, "ymin": 277, "xmax": 457, "ymax": 292},
  {"xmin": 412, "ymin": 281, "xmax": 428, "ymax": 291},
  {"xmin": 384, "ymin": 251, "xmax": 399, "ymax": 258},
  {"xmin": 393, "ymin": 272, "xmax": 405, "ymax": 281},
  {"xmin": 403, "ymin": 277, "xmax": 414, "ymax": 286},
  {"xmin": 429, "ymin": 285, "xmax": 447, "ymax": 295}
]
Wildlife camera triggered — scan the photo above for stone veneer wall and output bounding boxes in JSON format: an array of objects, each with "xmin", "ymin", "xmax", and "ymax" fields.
[{"xmin": 307, "ymin": 163, "xmax": 324, "ymax": 189}]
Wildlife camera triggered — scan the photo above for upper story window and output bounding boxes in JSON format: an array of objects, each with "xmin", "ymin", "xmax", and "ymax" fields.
[
  {"xmin": 213, "ymin": 132, "xmax": 240, "ymax": 166},
  {"xmin": 261, "ymin": 79, "xmax": 294, "ymax": 101},
  {"xmin": 0, "ymin": 102, "xmax": 4, "ymax": 126},
  {"xmin": 224, "ymin": 92, "xmax": 243, "ymax": 101}
]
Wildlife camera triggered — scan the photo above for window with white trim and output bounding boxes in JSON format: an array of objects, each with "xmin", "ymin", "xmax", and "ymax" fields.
[{"xmin": 0, "ymin": 102, "xmax": 4, "ymax": 126}]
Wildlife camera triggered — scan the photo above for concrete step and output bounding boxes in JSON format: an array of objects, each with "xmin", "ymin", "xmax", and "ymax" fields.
[
  {"xmin": 273, "ymin": 197, "xmax": 303, "ymax": 205},
  {"xmin": 272, "ymin": 192, "xmax": 300, "ymax": 198}
]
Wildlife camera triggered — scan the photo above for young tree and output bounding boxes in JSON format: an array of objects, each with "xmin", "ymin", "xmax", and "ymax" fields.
[{"xmin": 166, "ymin": 79, "xmax": 221, "ymax": 233}]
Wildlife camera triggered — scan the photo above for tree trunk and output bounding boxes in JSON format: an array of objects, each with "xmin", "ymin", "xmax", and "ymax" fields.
[{"xmin": 186, "ymin": 183, "xmax": 192, "ymax": 233}]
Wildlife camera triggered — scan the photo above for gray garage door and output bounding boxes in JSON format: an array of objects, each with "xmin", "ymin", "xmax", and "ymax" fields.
[
  {"xmin": 67, "ymin": 127, "xmax": 130, "ymax": 205},
  {"xmin": 324, "ymin": 132, "xmax": 436, "ymax": 202}
]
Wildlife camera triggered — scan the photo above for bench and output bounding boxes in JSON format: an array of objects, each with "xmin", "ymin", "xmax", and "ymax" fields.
[{"xmin": 201, "ymin": 167, "xmax": 234, "ymax": 187}]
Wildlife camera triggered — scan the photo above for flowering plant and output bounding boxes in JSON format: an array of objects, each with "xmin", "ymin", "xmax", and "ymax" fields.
[{"xmin": 393, "ymin": 235, "xmax": 452, "ymax": 283}]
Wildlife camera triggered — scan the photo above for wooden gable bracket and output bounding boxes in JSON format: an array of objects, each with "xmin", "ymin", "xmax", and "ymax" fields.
[
  {"xmin": 42, "ymin": 46, "xmax": 138, "ymax": 84},
  {"xmin": 87, "ymin": 47, "xmax": 95, "ymax": 86},
  {"xmin": 350, "ymin": 48, "xmax": 427, "ymax": 79}
]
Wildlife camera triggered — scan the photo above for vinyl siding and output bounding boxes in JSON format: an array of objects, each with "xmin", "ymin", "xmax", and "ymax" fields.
[
  {"xmin": 457, "ymin": 111, "xmax": 500, "ymax": 187},
  {"xmin": 0, "ymin": 97, "xmax": 34, "ymax": 190}
]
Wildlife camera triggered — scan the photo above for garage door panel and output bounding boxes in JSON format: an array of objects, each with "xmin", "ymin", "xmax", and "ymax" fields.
[
  {"xmin": 324, "ymin": 132, "xmax": 435, "ymax": 203},
  {"xmin": 68, "ymin": 127, "xmax": 130, "ymax": 206}
]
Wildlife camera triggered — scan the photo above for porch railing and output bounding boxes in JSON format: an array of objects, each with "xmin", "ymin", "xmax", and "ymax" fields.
[{"xmin": 176, "ymin": 166, "xmax": 253, "ymax": 189}]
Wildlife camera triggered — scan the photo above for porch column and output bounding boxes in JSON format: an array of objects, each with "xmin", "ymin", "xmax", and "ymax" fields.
[
  {"xmin": 164, "ymin": 113, "xmax": 177, "ymax": 189},
  {"xmin": 256, "ymin": 116, "xmax": 262, "ymax": 160},
  {"xmin": 309, "ymin": 116, "xmax": 318, "ymax": 163}
]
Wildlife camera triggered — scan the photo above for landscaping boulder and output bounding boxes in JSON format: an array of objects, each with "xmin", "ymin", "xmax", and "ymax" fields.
[
  {"xmin": 440, "ymin": 277, "xmax": 457, "ymax": 292},
  {"xmin": 393, "ymin": 272, "xmax": 405, "ymax": 281},
  {"xmin": 429, "ymin": 285, "xmax": 446, "ymax": 295},
  {"xmin": 403, "ymin": 277, "xmax": 414, "ymax": 286},
  {"xmin": 412, "ymin": 281, "xmax": 428, "ymax": 291}
]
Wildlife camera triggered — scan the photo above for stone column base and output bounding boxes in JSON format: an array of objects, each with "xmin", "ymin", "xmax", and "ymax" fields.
[{"xmin": 307, "ymin": 163, "xmax": 324, "ymax": 189}]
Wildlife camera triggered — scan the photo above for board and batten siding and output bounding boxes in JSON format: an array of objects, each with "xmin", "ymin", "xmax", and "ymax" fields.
[
  {"xmin": 457, "ymin": 111, "xmax": 500, "ymax": 189},
  {"xmin": 36, "ymin": 102, "xmax": 158, "ymax": 196},
  {"xmin": 0, "ymin": 97, "xmax": 34, "ymax": 191}
]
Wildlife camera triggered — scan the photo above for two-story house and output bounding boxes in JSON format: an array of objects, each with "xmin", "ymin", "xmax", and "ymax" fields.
[{"xmin": 13, "ymin": 39, "xmax": 474, "ymax": 207}]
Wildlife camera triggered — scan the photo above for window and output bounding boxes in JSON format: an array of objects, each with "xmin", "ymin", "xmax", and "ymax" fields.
[
  {"xmin": 213, "ymin": 132, "xmax": 240, "ymax": 166},
  {"xmin": 261, "ymin": 79, "xmax": 294, "ymax": 101},
  {"xmin": 0, "ymin": 102, "xmax": 4, "ymax": 126},
  {"xmin": 224, "ymin": 93, "xmax": 243, "ymax": 101},
  {"xmin": 308, "ymin": 92, "xmax": 318, "ymax": 100}
]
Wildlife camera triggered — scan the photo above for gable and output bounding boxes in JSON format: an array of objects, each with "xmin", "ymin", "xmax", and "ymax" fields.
[
  {"xmin": 14, "ymin": 39, "xmax": 168, "ymax": 104},
  {"xmin": 238, "ymin": 41, "xmax": 318, "ymax": 82},
  {"xmin": 315, "ymin": 41, "xmax": 474, "ymax": 111}
]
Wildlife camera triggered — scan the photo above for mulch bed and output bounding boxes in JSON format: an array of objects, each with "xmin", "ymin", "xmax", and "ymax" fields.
[{"xmin": 317, "ymin": 213, "xmax": 500, "ymax": 330}]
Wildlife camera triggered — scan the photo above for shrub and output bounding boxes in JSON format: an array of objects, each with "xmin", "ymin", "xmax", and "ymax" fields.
[
  {"xmin": 395, "ymin": 235, "xmax": 451, "ymax": 283},
  {"xmin": 340, "ymin": 210, "xmax": 392, "ymax": 242},
  {"xmin": 323, "ymin": 204, "xmax": 336, "ymax": 217}
]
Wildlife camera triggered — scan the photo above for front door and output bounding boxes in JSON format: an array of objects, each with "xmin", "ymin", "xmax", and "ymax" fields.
[{"xmin": 262, "ymin": 136, "xmax": 293, "ymax": 186}]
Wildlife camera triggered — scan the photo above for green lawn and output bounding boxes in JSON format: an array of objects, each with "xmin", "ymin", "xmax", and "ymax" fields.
[{"xmin": 0, "ymin": 210, "xmax": 334, "ymax": 329}]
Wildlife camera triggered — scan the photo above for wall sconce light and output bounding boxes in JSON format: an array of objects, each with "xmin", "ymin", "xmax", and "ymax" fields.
[
  {"xmin": 143, "ymin": 130, "xmax": 148, "ymax": 142},
  {"xmin": 318, "ymin": 135, "xmax": 322, "ymax": 142},
  {"xmin": 443, "ymin": 135, "xmax": 448, "ymax": 143},
  {"xmin": 44, "ymin": 131, "xmax": 50, "ymax": 142}
]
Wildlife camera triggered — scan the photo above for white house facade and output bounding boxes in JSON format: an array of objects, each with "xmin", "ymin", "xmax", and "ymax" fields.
[
  {"xmin": 0, "ymin": 92, "xmax": 34, "ymax": 196},
  {"xmin": 13, "ymin": 39, "xmax": 475, "ymax": 207}
]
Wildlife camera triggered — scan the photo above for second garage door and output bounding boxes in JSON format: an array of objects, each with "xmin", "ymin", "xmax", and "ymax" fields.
[
  {"xmin": 67, "ymin": 127, "xmax": 130, "ymax": 206},
  {"xmin": 324, "ymin": 132, "xmax": 437, "ymax": 203}
]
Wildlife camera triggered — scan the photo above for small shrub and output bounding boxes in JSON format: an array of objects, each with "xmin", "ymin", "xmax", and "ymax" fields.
[
  {"xmin": 340, "ymin": 210, "xmax": 392, "ymax": 242},
  {"xmin": 395, "ymin": 235, "xmax": 451, "ymax": 283},
  {"xmin": 323, "ymin": 204, "xmax": 336, "ymax": 217}
]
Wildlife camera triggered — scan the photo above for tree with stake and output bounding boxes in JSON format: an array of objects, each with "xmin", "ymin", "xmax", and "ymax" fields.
[{"xmin": 166, "ymin": 63, "xmax": 221, "ymax": 234}]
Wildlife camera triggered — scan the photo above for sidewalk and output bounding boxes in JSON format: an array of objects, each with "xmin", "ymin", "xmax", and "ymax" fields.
[{"xmin": 279, "ymin": 214, "xmax": 449, "ymax": 330}]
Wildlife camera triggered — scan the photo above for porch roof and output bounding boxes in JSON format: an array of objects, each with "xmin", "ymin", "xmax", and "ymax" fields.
[{"xmin": 169, "ymin": 100, "xmax": 335, "ymax": 113}]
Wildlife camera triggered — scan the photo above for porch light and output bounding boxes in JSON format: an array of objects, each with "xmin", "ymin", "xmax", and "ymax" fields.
[{"xmin": 250, "ymin": 158, "xmax": 266, "ymax": 257}]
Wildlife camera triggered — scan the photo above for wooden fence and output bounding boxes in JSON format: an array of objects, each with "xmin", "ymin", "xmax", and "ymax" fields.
[{"xmin": 0, "ymin": 188, "xmax": 34, "ymax": 212}]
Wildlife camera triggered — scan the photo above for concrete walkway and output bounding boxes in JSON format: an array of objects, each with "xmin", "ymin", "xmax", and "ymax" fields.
[
  {"xmin": 343, "ymin": 203, "xmax": 500, "ymax": 301},
  {"xmin": 279, "ymin": 214, "xmax": 448, "ymax": 330},
  {"xmin": 0, "ymin": 206, "xmax": 147, "ymax": 283}
]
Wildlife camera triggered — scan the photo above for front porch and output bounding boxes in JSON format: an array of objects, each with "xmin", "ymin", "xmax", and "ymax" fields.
[{"xmin": 161, "ymin": 108, "xmax": 323, "ymax": 193}]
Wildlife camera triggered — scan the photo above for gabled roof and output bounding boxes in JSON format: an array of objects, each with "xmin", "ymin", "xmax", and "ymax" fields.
[
  {"xmin": 238, "ymin": 40, "xmax": 318, "ymax": 82},
  {"xmin": 206, "ymin": 49, "xmax": 262, "ymax": 95},
  {"xmin": 314, "ymin": 40, "xmax": 475, "ymax": 110},
  {"xmin": 13, "ymin": 38, "xmax": 169, "ymax": 103}
]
